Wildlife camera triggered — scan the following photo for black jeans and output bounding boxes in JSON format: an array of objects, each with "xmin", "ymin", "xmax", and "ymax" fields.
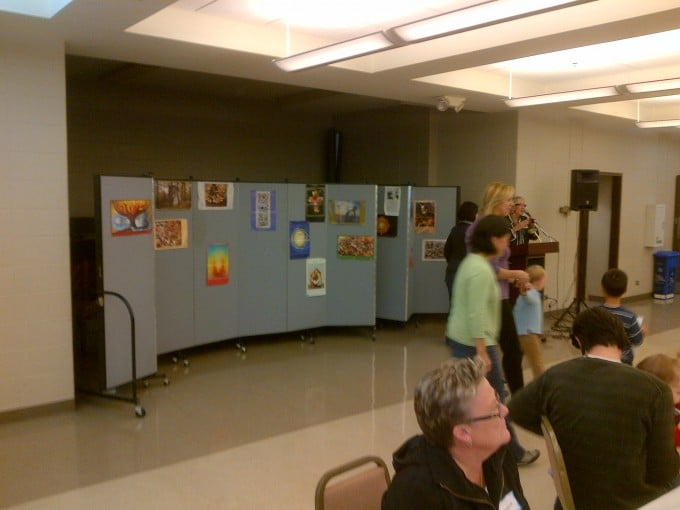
[{"xmin": 499, "ymin": 299, "xmax": 524, "ymax": 394}]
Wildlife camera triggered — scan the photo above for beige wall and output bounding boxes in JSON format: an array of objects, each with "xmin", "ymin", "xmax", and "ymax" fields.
[
  {"xmin": 516, "ymin": 112, "xmax": 680, "ymax": 308},
  {"xmin": 4, "ymin": 46, "xmax": 680, "ymax": 413},
  {"xmin": 0, "ymin": 38, "xmax": 73, "ymax": 412},
  {"xmin": 430, "ymin": 110, "xmax": 519, "ymax": 205}
]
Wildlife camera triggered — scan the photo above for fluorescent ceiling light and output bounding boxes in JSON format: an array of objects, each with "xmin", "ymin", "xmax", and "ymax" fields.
[
  {"xmin": 625, "ymin": 78, "xmax": 680, "ymax": 94},
  {"xmin": 490, "ymin": 28, "xmax": 680, "ymax": 76},
  {"xmin": 636, "ymin": 119, "xmax": 680, "ymax": 129},
  {"xmin": 391, "ymin": 0, "xmax": 593, "ymax": 43},
  {"xmin": 273, "ymin": 32, "xmax": 393, "ymax": 72},
  {"xmin": 0, "ymin": 0, "xmax": 72, "ymax": 18},
  {"xmin": 505, "ymin": 86, "xmax": 620, "ymax": 107}
]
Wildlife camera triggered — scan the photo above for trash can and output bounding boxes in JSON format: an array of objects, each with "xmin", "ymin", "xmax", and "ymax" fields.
[{"xmin": 653, "ymin": 251, "xmax": 680, "ymax": 299}]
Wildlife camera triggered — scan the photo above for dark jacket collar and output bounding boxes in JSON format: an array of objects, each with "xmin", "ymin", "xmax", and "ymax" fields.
[{"xmin": 394, "ymin": 435, "xmax": 505, "ymax": 507}]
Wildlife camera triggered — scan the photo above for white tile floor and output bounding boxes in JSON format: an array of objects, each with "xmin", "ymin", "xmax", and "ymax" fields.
[{"xmin": 1, "ymin": 298, "xmax": 678, "ymax": 509}]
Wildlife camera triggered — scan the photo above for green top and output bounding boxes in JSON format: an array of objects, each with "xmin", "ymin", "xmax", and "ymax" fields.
[{"xmin": 445, "ymin": 252, "xmax": 500, "ymax": 346}]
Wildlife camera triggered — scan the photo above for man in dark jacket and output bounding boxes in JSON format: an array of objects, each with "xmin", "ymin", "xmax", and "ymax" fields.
[
  {"xmin": 508, "ymin": 307, "xmax": 679, "ymax": 510},
  {"xmin": 382, "ymin": 357, "xmax": 530, "ymax": 509}
]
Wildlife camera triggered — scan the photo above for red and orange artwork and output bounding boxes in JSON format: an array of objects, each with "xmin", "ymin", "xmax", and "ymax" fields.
[
  {"xmin": 111, "ymin": 199, "xmax": 152, "ymax": 236},
  {"xmin": 207, "ymin": 243, "xmax": 229, "ymax": 286}
]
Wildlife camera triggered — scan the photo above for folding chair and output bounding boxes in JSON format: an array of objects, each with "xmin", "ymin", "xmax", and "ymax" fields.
[
  {"xmin": 314, "ymin": 455, "xmax": 391, "ymax": 510},
  {"xmin": 541, "ymin": 415, "xmax": 576, "ymax": 510}
]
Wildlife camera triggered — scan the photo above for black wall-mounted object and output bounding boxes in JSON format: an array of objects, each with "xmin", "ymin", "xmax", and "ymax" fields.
[
  {"xmin": 325, "ymin": 129, "xmax": 342, "ymax": 183},
  {"xmin": 570, "ymin": 169, "xmax": 599, "ymax": 211}
]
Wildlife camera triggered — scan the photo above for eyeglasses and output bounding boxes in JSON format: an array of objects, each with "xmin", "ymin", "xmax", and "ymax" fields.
[
  {"xmin": 514, "ymin": 203, "xmax": 527, "ymax": 207},
  {"xmin": 466, "ymin": 396, "xmax": 504, "ymax": 423}
]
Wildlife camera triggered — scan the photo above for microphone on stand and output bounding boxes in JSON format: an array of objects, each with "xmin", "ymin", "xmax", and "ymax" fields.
[
  {"xmin": 521, "ymin": 211, "xmax": 538, "ymax": 238},
  {"xmin": 532, "ymin": 219, "xmax": 557, "ymax": 242}
]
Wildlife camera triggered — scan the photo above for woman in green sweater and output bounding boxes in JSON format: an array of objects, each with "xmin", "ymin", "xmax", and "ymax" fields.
[{"xmin": 446, "ymin": 214, "xmax": 539, "ymax": 465}]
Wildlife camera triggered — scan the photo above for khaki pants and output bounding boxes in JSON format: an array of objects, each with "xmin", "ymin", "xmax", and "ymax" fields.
[{"xmin": 519, "ymin": 333, "xmax": 545, "ymax": 379}]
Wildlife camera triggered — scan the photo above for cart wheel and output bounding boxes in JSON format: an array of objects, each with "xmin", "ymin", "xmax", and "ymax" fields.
[
  {"xmin": 309, "ymin": 335, "xmax": 315, "ymax": 345},
  {"xmin": 371, "ymin": 332, "xmax": 377, "ymax": 341},
  {"xmin": 143, "ymin": 380, "xmax": 150, "ymax": 388},
  {"xmin": 171, "ymin": 356, "xmax": 178, "ymax": 364},
  {"xmin": 135, "ymin": 405, "xmax": 146, "ymax": 418},
  {"xmin": 300, "ymin": 334, "xmax": 305, "ymax": 342},
  {"xmin": 163, "ymin": 377, "xmax": 169, "ymax": 385},
  {"xmin": 183, "ymin": 359, "xmax": 190, "ymax": 367}
]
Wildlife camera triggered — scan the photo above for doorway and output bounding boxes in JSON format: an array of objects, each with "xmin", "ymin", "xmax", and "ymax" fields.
[{"xmin": 674, "ymin": 176, "xmax": 680, "ymax": 255}]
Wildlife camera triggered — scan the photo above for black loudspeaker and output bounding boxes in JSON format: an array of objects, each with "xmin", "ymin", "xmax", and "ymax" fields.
[{"xmin": 570, "ymin": 169, "xmax": 599, "ymax": 211}]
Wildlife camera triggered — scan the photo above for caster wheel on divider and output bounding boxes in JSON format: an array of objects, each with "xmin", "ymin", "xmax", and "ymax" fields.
[
  {"xmin": 163, "ymin": 377, "xmax": 169, "ymax": 385},
  {"xmin": 143, "ymin": 380, "xmax": 150, "ymax": 388},
  {"xmin": 183, "ymin": 359, "xmax": 190, "ymax": 367},
  {"xmin": 135, "ymin": 405, "xmax": 146, "ymax": 418},
  {"xmin": 310, "ymin": 335, "xmax": 315, "ymax": 345},
  {"xmin": 300, "ymin": 334, "xmax": 305, "ymax": 342},
  {"xmin": 172, "ymin": 356, "xmax": 178, "ymax": 364}
]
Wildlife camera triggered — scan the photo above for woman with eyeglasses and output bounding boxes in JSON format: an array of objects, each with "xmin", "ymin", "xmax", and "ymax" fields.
[
  {"xmin": 382, "ymin": 357, "xmax": 530, "ymax": 510},
  {"xmin": 507, "ymin": 196, "xmax": 538, "ymax": 246}
]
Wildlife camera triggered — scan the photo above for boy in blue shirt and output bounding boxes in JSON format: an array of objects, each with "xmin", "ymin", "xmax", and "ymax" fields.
[
  {"xmin": 600, "ymin": 268, "xmax": 645, "ymax": 365},
  {"xmin": 513, "ymin": 265, "xmax": 547, "ymax": 379}
]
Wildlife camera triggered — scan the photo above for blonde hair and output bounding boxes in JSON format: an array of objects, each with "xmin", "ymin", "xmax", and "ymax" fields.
[
  {"xmin": 526, "ymin": 265, "xmax": 546, "ymax": 283},
  {"xmin": 636, "ymin": 354, "xmax": 680, "ymax": 385},
  {"xmin": 481, "ymin": 182, "xmax": 515, "ymax": 215},
  {"xmin": 414, "ymin": 357, "xmax": 486, "ymax": 449}
]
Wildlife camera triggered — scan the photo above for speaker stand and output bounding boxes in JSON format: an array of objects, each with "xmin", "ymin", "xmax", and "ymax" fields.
[{"xmin": 552, "ymin": 209, "xmax": 590, "ymax": 331}]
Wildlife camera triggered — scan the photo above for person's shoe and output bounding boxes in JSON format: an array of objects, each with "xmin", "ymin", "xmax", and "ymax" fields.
[{"xmin": 517, "ymin": 449, "xmax": 540, "ymax": 466}]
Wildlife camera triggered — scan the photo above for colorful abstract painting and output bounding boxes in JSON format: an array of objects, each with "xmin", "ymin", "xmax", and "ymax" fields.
[
  {"xmin": 207, "ymin": 243, "xmax": 229, "ymax": 286},
  {"xmin": 110, "ymin": 199, "xmax": 152, "ymax": 236}
]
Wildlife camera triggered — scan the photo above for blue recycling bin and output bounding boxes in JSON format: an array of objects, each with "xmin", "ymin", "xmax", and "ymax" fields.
[{"xmin": 653, "ymin": 251, "xmax": 680, "ymax": 299}]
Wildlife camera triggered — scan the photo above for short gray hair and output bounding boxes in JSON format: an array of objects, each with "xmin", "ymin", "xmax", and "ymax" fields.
[{"xmin": 414, "ymin": 357, "xmax": 486, "ymax": 449}]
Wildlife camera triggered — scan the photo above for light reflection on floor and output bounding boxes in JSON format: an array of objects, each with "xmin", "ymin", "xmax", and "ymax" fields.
[{"xmin": 1, "ymin": 297, "xmax": 678, "ymax": 509}]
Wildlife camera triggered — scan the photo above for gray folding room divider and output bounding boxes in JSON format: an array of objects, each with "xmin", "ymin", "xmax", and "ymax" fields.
[
  {"xmin": 91, "ymin": 176, "xmax": 378, "ymax": 378},
  {"xmin": 376, "ymin": 185, "xmax": 459, "ymax": 322}
]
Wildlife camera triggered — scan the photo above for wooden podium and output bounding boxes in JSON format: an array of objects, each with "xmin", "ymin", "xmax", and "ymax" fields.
[{"xmin": 509, "ymin": 241, "xmax": 559, "ymax": 271}]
